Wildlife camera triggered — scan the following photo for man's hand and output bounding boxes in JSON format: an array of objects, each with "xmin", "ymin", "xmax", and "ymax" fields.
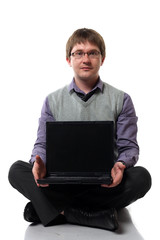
[
  {"xmin": 101, "ymin": 162, "xmax": 126, "ymax": 188},
  {"xmin": 32, "ymin": 155, "xmax": 49, "ymax": 187}
]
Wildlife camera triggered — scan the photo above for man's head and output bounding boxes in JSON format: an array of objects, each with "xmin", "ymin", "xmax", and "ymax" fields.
[
  {"xmin": 66, "ymin": 28, "xmax": 106, "ymax": 85},
  {"xmin": 66, "ymin": 28, "xmax": 106, "ymax": 60}
]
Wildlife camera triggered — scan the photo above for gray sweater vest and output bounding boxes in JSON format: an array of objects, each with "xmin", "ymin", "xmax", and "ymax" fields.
[
  {"xmin": 48, "ymin": 82, "xmax": 124, "ymax": 161},
  {"xmin": 48, "ymin": 82, "xmax": 124, "ymax": 122}
]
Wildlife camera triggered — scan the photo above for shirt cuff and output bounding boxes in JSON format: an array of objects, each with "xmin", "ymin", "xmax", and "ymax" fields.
[
  {"xmin": 117, "ymin": 152, "xmax": 139, "ymax": 168},
  {"xmin": 29, "ymin": 152, "xmax": 46, "ymax": 165}
]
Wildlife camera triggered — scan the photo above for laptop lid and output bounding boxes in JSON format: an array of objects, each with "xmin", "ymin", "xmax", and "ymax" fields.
[{"xmin": 46, "ymin": 121, "xmax": 114, "ymax": 177}]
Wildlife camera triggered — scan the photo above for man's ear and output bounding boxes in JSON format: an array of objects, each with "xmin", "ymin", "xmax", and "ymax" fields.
[
  {"xmin": 101, "ymin": 57, "xmax": 105, "ymax": 66},
  {"xmin": 66, "ymin": 58, "xmax": 72, "ymax": 67}
]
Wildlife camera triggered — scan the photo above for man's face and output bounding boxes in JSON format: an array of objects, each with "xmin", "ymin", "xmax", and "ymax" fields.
[{"xmin": 67, "ymin": 41, "xmax": 105, "ymax": 83}]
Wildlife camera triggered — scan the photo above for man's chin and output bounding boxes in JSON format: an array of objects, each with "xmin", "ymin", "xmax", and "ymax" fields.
[{"xmin": 77, "ymin": 73, "xmax": 98, "ymax": 82}]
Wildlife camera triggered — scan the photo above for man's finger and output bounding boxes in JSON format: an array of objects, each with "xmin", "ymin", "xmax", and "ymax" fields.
[
  {"xmin": 39, "ymin": 184, "xmax": 49, "ymax": 187},
  {"xmin": 101, "ymin": 184, "xmax": 110, "ymax": 188}
]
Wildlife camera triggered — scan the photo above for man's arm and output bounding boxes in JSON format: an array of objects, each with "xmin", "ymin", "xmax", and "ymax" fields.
[
  {"xmin": 30, "ymin": 97, "xmax": 55, "ymax": 186},
  {"xmin": 102, "ymin": 93, "xmax": 139, "ymax": 188},
  {"xmin": 116, "ymin": 93, "xmax": 139, "ymax": 168},
  {"xmin": 29, "ymin": 97, "xmax": 55, "ymax": 165}
]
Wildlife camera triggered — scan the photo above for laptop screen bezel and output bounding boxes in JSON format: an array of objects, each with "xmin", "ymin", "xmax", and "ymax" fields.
[{"xmin": 46, "ymin": 121, "xmax": 114, "ymax": 177}]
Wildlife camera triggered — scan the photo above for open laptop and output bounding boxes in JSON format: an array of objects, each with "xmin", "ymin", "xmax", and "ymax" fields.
[{"xmin": 37, "ymin": 121, "xmax": 114, "ymax": 185}]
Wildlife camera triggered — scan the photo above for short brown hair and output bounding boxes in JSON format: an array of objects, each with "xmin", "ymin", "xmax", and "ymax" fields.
[{"xmin": 66, "ymin": 28, "xmax": 106, "ymax": 59}]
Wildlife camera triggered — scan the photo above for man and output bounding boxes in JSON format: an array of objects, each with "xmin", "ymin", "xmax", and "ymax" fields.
[{"xmin": 8, "ymin": 28, "xmax": 151, "ymax": 231}]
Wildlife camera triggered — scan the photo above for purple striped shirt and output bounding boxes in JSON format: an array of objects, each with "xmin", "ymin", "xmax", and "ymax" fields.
[{"xmin": 30, "ymin": 79, "xmax": 139, "ymax": 168}]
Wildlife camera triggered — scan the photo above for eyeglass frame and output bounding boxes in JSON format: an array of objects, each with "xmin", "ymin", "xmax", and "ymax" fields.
[{"xmin": 70, "ymin": 50, "xmax": 102, "ymax": 59}]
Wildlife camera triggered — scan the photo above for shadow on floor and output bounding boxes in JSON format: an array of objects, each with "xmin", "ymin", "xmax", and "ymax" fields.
[{"xmin": 24, "ymin": 208, "xmax": 144, "ymax": 240}]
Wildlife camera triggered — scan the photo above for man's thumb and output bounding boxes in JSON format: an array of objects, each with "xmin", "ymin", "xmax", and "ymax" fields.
[{"xmin": 35, "ymin": 155, "xmax": 42, "ymax": 164}]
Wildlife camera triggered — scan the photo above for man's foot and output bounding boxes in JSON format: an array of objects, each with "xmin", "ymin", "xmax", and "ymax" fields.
[
  {"xmin": 24, "ymin": 202, "xmax": 67, "ymax": 227},
  {"xmin": 65, "ymin": 207, "xmax": 119, "ymax": 231},
  {"xmin": 24, "ymin": 202, "xmax": 40, "ymax": 223}
]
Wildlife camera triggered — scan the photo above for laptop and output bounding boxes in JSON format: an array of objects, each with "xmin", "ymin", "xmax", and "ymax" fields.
[{"xmin": 37, "ymin": 121, "xmax": 114, "ymax": 185}]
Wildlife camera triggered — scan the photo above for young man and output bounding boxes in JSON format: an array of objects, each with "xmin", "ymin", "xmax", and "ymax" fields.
[{"xmin": 8, "ymin": 28, "xmax": 151, "ymax": 231}]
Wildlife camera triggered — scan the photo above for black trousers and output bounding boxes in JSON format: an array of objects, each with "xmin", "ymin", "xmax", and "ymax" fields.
[{"xmin": 8, "ymin": 161, "xmax": 151, "ymax": 226}]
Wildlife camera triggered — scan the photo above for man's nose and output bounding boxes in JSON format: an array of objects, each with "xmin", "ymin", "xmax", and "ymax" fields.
[{"xmin": 82, "ymin": 53, "xmax": 91, "ymax": 62}]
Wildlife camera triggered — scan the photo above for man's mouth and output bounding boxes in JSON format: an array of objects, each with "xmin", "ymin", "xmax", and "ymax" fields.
[{"xmin": 81, "ymin": 67, "xmax": 92, "ymax": 70}]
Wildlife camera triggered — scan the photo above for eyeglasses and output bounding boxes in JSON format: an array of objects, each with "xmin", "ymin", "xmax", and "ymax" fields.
[{"xmin": 71, "ymin": 50, "xmax": 101, "ymax": 59}]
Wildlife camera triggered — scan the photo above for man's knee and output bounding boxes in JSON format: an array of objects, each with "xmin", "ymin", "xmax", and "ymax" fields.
[
  {"xmin": 125, "ymin": 166, "xmax": 152, "ymax": 197},
  {"xmin": 137, "ymin": 166, "xmax": 152, "ymax": 193},
  {"xmin": 8, "ymin": 160, "xmax": 32, "ymax": 187}
]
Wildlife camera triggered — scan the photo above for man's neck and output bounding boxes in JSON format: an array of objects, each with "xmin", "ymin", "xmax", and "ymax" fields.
[{"xmin": 74, "ymin": 77, "xmax": 99, "ymax": 94}]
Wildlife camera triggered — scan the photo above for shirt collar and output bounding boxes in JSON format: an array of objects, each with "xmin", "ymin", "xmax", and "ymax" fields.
[{"xmin": 69, "ymin": 77, "xmax": 104, "ymax": 95}]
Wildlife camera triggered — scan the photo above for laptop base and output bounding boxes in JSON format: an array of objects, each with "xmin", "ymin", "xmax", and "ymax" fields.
[{"xmin": 37, "ymin": 176, "xmax": 113, "ymax": 185}]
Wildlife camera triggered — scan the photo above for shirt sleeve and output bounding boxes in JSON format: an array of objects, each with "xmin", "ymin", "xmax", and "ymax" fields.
[
  {"xmin": 116, "ymin": 93, "xmax": 139, "ymax": 168},
  {"xmin": 29, "ymin": 97, "xmax": 55, "ymax": 165}
]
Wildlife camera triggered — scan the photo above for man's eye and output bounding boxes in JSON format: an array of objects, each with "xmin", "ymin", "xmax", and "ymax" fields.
[
  {"xmin": 89, "ymin": 51, "xmax": 96, "ymax": 56},
  {"xmin": 76, "ymin": 52, "xmax": 83, "ymax": 56}
]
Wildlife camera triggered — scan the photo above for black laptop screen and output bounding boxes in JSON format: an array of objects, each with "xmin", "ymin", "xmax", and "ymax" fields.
[{"xmin": 46, "ymin": 121, "xmax": 114, "ymax": 174}]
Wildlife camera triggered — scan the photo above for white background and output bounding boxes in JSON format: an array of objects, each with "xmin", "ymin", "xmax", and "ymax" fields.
[{"xmin": 0, "ymin": 0, "xmax": 160, "ymax": 239}]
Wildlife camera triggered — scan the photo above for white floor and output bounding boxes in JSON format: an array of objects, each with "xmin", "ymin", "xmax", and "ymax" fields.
[
  {"xmin": 2, "ymin": 176, "xmax": 158, "ymax": 240},
  {"xmin": 24, "ymin": 208, "xmax": 144, "ymax": 240}
]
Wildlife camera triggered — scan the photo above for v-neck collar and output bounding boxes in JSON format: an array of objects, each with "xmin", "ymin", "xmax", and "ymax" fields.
[
  {"xmin": 68, "ymin": 77, "xmax": 104, "ymax": 95},
  {"xmin": 69, "ymin": 88, "xmax": 102, "ymax": 107}
]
